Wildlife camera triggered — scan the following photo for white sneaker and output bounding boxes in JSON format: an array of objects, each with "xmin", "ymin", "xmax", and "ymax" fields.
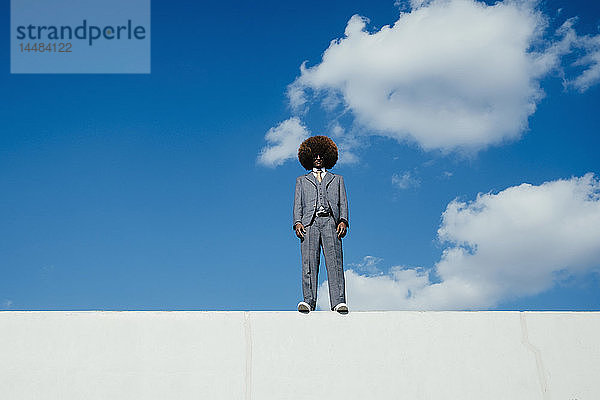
[
  {"xmin": 297, "ymin": 301, "xmax": 311, "ymax": 313},
  {"xmin": 333, "ymin": 303, "xmax": 348, "ymax": 313}
]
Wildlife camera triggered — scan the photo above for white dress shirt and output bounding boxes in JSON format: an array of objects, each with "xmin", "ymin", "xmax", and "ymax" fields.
[{"xmin": 312, "ymin": 168, "xmax": 327, "ymax": 180}]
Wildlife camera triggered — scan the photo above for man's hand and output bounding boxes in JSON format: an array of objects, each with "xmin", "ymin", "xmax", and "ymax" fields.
[
  {"xmin": 336, "ymin": 221, "xmax": 347, "ymax": 239},
  {"xmin": 295, "ymin": 223, "xmax": 306, "ymax": 239}
]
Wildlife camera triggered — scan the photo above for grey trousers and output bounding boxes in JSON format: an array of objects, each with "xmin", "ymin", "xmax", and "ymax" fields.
[{"xmin": 300, "ymin": 215, "xmax": 346, "ymax": 310}]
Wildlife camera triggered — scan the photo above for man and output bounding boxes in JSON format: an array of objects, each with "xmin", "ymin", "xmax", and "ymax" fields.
[{"xmin": 293, "ymin": 135, "xmax": 349, "ymax": 313}]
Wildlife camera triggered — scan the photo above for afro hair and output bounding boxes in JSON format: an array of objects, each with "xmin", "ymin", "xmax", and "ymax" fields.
[{"xmin": 298, "ymin": 135, "xmax": 338, "ymax": 170}]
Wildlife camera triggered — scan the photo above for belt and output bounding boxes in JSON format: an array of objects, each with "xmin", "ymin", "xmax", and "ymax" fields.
[{"xmin": 316, "ymin": 210, "xmax": 331, "ymax": 217}]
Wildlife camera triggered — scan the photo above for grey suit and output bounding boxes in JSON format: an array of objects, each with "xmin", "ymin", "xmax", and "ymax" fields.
[{"xmin": 293, "ymin": 172, "xmax": 349, "ymax": 310}]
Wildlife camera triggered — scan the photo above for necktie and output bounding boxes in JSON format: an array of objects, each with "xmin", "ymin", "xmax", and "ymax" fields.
[{"xmin": 316, "ymin": 170, "xmax": 322, "ymax": 183}]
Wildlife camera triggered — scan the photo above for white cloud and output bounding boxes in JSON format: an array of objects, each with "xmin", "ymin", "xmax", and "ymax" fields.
[
  {"xmin": 261, "ymin": 0, "xmax": 600, "ymax": 163},
  {"xmin": 1, "ymin": 299, "xmax": 13, "ymax": 309},
  {"xmin": 329, "ymin": 121, "xmax": 360, "ymax": 165},
  {"xmin": 287, "ymin": 84, "xmax": 308, "ymax": 113},
  {"xmin": 409, "ymin": 0, "xmax": 433, "ymax": 9},
  {"xmin": 257, "ymin": 117, "xmax": 310, "ymax": 167},
  {"xmin": 284, "ymin": 0, "xmax": 597, "ymax": 152},
  {"xmin": 348, "ymin": 255, "xmax": 385, "ymax": 275},
  {"xmin": 392, "ymin": 171, "xmax": 420, "ymax": 189},
  {"xmin": 317, "ymin": 174, "xmax": 600, "ymax": 310},
  {"xmin": 569, "ymin": 33, "xmax": 600, "ymax": 92}
]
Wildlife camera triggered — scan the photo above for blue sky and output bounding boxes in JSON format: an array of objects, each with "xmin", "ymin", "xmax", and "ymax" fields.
[{"xmin": 1, "ymin": 0, "xmax": 599, "ymax": 311}]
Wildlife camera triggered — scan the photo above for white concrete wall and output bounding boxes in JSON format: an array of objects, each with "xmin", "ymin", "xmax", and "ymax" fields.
[{"xmin": 0, "ymin": 311, "xmax": 598, "ymax": 400}]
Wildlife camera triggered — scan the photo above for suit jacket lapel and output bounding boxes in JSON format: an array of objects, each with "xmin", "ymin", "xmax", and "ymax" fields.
[
  {"xmin": 305, "ymin": 172, "xmax": 317, "ymax": 187},
  {"xmin": 323, "ymin": 172, "xmax": 335, "ymax": 188}
]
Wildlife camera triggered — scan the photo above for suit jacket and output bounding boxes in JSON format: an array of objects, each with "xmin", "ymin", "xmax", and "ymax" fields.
[{"xmin": 293, "ymin": 171, "xmax": 349, "ymax": 230}]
